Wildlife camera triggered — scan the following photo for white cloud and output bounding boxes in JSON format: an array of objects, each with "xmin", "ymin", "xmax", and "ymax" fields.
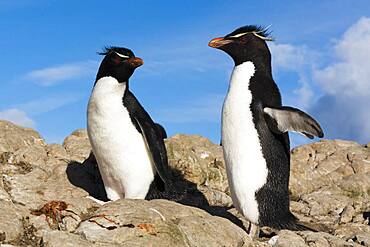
[
  {"xmin": 26, "ymin": 60, "xmax": 97, "ymax": 86},
  {"xmin": 19, "ymin": 93, "xmax": 83, "ymax": 115},
  {"xmin": 267, "ymin": 18, "xmax": 370, "ymax": 144},
  {"xmin": 311, "ymin": 17, "xmax": 370, "ymax": 143},
  {"xmin": 269, "ymin": 43, "xmax": 318, "ymax": 109},
  {"xmin": 137, "ymin": 42, "xmax": 230, "ymax": 77},
  {"xmin": 269, "ymin": 43, "xmax": 317, "ymax": 71},
  {"xmin": 0, "ymin": 108, "xmax": 35, "ymax": 128},
  {"xmin": 0, "ymin": 92, "xmax": 83, "ymax": 130},
  {"xmin": 156, "ymin": 94, "xmax": 224, "ymax": 123},
  {"xmin": 292, "ymin": 77, "xmax": 314, "ymax": 109},
  {"xmin": 314, "ymin": 17, "xmax": 370, "ymax": 97}
]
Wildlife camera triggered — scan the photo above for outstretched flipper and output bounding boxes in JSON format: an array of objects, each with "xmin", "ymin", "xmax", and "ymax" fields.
[{"xmin": 263, "ymin": 106, "xmax": 324, "ymax": 139}]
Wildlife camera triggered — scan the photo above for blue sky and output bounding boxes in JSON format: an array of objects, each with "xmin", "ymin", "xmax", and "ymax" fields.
[{"xmin": 1, "ymin": 0, "xmax": 370, "ymax": 147}]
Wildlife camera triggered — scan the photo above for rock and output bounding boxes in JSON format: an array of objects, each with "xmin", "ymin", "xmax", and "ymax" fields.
[
  {"xmin": 0, "ymin": 120, "xmax": 45, "ymax": 154},
  {"xmin": 46, "ymin": 144, "xmax": 70, "ymax": 161},
  {"xmin": 335, "ymin": 223, "xmax": 370, "ymax": 245},
  {"xmin": 340, "ymin": 205, "xmax": 356, "ymax": 224},
  {"xmin": 355, "ymin": 233, "xmax": 370, "ymax": 246},
  {"xmin": 0, "ymin": 120, "xmax": 48, "ymax": 181},
  {"xmin": 0, "ymin": 201, "xmax": 24, "ymax": 243},
  {"xmin": 4, "ymin": 168, "xmax": 49, "ymax": 209},
  {"xmin": 300, "ymin": 232, "xmax": 330, "ymax": 247},
  {"xmin": 41, "ymin": 231, "xmax": 113, "ymax": 247},
  {"xmin": 338, "ymin": 173, "xmax": 370, "ymax": 197},
  {"xmin": 298, "ymin": 231, "xmax": 352, "ymax": 247},
  {"xmin": 0, "ymin": 186, "xmax": 10, "ymax": 201},
  {"xmin": 62, "ymin": 129, "xmax": 91, "ymax": 163},
  {"xmin": 289, "ymin": 139, "xmax": 370, "ymax": 235},
  {"xmin": 165, "ymin": 134, "xmax": 228, "ymax": 194},
  {"xmin": 42, "ymin": 231, "xmax": 92, "ymax": 247},
  {"xmin": 0, "ymin": 120, "xmax": 370, "ymax": 246},
  {"xmin": 271, "ymin": 230, "xmax": 307, "ymax": 247},
  {"xmin": 76, "ymin": 199, "xmax": 252, "ymax": 247},
  {"xmin": 290, "ymin": 140, "xmax": 370, "ymax": 199}
]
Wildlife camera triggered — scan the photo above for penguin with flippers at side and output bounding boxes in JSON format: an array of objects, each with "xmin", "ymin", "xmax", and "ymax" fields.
[
  {"xmin": 87, "ymin": 46, "xmax": 179, "ymax": 201},
  {"xmin": 208, "ymin": 26, "xmax": 323, "ymax": 237}
]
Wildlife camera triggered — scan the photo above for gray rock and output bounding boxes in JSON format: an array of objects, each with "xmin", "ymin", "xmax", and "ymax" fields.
[
  {"xmin": 62, "ymin": 129, "xmax": 91, "ymax": 163},
  {"xmin": 0, "ymin": 201, "xmax": 24, "ymax": 243},
  {"xmin": 355, "ymin": 233, "xmax": 370, "ymax": 246},
  {"xmin": 46, "ymin": 144, "xmax": 70, "ymax": 161},
  {"xmin": 0, "ymin": 120, "xmax": 45, "ymax": 154},
  {"xmin": 0, "ymin": 186, "xmax": 10, "ymax": 201},
  {"xmin": 290, "ymin": 140, "xmax": 370, "ymax": 199},
  {"xmin": 298, "ymin": 231, "xmax": 354, "ymax": 247},
  {"xmin": 1, "ymin": 121, "xmax": 369, "ymax": 246},
  {"xmin": 76, "ymin": 199, "xmax": 252, "ymax": 247},
  {"xmin": 42, "ymin": 231, "xmax": 114, "ymax": 247},
  {"xmin": 271, "ymin": 230, "xmax": 307, "ymax": 247},
  {"xmin": 335, "ymin": 223, "xmax": 370, "ymax": 245},
  {"xmin": 340, "ymin": 205, "xmax": 356, "ymax": 224},
  {"xmin": 165, "ymin": 134, "xmax": 228, "ymax": 194}
]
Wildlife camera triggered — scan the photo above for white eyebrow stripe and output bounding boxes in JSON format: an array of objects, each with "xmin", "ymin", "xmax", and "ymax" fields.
[
  {"xmin": 229, "ymin": 32, "xmax": 248, "ymax": 38},
  {"xmin": 114, "ymin": 52, "xmax": 130, "ymax": 58},
  {"xmin": 253, "ymin": 32, "xmax": 274, "ymax": 41}
]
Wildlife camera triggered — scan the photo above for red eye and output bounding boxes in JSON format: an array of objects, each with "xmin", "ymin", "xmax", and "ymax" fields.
[{"xmin": 113, "ymin": 57, "xmax": 121, "ymax": 65}]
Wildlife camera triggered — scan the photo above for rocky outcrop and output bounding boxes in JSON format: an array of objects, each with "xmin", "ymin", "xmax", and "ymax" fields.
[
  {"xmin": 0, "ymin": 120, "xmax": 369, "ymax": 246},
  {"xmin": 76, "ymin": 199, "xmax": 250, "ymax": 247}
]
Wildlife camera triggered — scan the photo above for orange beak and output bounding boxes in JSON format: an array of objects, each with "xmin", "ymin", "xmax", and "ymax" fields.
[
  {"xmin": 208, "ymin": 37, "xmax": 232, "ymax": 48},
  {"xmin": 127, "ymin": 57, "xmax": 144, "ymax": 68}
]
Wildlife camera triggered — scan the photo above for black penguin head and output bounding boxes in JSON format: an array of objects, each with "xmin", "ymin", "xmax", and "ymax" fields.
[
  {"xmin": 208, "ymin": 25, "xmax": 273, "ymax": 66},
  {"xmin": 95, "ymin": 46, "xmax": 143, "ymax": 83}
]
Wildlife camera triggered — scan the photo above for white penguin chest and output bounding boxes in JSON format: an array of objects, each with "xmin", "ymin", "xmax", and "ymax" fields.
[
  {"xmin": 87, "ymin": 77, "xmax": 155, "ymax": 198},
  {"xmin": 221, "ymin": 61, "xmax": 268, "ymax": 224}
]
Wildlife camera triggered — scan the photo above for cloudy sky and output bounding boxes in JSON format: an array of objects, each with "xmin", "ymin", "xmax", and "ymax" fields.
[{"xmin": 1, "ymin": 0, "xmax": 369, "ymax": 147}]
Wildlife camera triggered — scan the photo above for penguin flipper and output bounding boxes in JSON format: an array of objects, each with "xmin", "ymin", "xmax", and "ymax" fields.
[
  {"xmin": 154, "ymin": 123, "xmax": 167, "ymax": 139},
  {"xmin": 263, "ymin": 106, "xmax": 324, "ymax": 139},
  {"xmin": 134, "ymin": 117, "xmax": 184, "ymax": 200},
  {"xmin": 133, "ymin": 117, "xmax": 171, "ymax": 185}
]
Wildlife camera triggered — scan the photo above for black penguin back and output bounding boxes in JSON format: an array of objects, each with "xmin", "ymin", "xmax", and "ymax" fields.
[{"xmin": 248, "ymin": 70, "xmax": 296, "ymax": 229}]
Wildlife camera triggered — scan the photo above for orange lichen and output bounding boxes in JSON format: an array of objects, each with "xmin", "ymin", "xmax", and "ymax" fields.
[
  {"xmin": 31, "ymin": 200, "xmax": 68, "ymax": 228},
  {"xmin": 138, "ymin": 223, "xmax": 157, "ymax": 235}
]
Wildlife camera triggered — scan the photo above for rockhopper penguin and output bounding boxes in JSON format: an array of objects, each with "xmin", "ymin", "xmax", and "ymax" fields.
[
  {"xmin": 208, "ymin": 26, "xmax": 324, "ymax": 237},
  {"xmin": 87, "ymin": 46, "xmax": 175, "ymax": 201}
]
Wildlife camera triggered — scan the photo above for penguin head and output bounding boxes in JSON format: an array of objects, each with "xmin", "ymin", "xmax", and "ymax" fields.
[
  {"xmin": 208, "ymin": 25, "xmax": 273, "ymax": 66},
  {"xmin": 95, "ymin": 46, "xmax": 143, "ymax": 83}
]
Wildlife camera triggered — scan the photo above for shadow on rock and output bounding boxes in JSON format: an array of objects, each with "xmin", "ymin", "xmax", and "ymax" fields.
[
  {"xmin": 66, "ymin": 152, "xmax": 245, "ymax": 231},
  {"xmin": 159, "ymin": 166, "xmax": 246, "ymax": 231},
  {"xmin": 178, "ymin": 185, "xmax": 246, "ymax": 231},
  {"xmin": 66, "ymin": 152, "xmax": 108, "ymax": 201}
]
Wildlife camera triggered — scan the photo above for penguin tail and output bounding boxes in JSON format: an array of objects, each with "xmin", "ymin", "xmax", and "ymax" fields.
[
  {"xmin": 285, "ymin": 221, "xmax": 318, "ymax": 232},
  {"xmin": 273, "ymin": 213, "xmax": 318, "ymax": 232},
  {"xmin": 145, "ymin": 179, "xmax": 186, "ymax": 201},
  {"xmin": 162, "ymin": 183, "xmax": 187, "ymax": 201}
]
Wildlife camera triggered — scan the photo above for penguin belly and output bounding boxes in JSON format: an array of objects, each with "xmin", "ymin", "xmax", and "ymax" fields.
[
  {"xmin": 87, "ymin": 77, "xmax": 155, "ymax": 200},
  {"xmin": 221, "ymin": 61, "xmax": 268, "ymax": 224}
]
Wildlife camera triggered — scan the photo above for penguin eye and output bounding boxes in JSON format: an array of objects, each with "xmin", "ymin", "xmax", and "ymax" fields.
[
  {"xmin": 112, "ymin": 52, "xmax": 131, "ymax": 65},
  {"xmin": 112, "ymin": 56, "xmax": 121, "ymax": 65}
]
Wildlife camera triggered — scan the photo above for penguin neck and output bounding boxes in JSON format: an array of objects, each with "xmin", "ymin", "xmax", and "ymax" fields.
[
  {"xmin": 232, "ymin": 46, "xmax": 272, "ymax": 77},
  {"xmin": 93, "ymin": 76, "xmax": 128, "ymax": 97},
  {"xmin": 229, "ymin": 61, "xmax": 256, "ymax": 92},
  {"xmin": 235, "ymin": 57, "xmax": 271, "ymax": 76}
]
